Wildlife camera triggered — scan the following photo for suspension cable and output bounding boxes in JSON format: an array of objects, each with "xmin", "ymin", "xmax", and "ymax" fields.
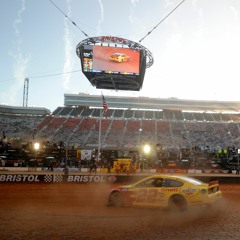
[
  {"xmin": 139, "ymin": 0, "xmax": 187, "ymax": 43},
  {"xmin": 48, "ymin": 0, "xmax": 90, "ymax": 38}
]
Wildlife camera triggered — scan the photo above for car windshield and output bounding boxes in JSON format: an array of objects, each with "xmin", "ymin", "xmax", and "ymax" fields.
[{"xmin": 135, "ymin": 178, "xmax": 155, "ymax": 188}]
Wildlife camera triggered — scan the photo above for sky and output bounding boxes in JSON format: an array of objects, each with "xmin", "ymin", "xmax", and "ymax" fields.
[{"xmin": 1, "ymin": 0, "xmax": 240, "ymax": 112}]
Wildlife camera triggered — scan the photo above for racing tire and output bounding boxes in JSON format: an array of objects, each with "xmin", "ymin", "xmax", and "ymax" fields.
[
  {"xmin": 109, "ymin": 192, "xmax": 123, "ymax": 207},
  {"xmin": 168, "ymin": 195, "xmax": 187, "ymax": 211}
]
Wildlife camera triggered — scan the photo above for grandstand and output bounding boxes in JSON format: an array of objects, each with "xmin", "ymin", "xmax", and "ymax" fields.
[
  {"xmin": 0, "ymin": 105, "xmax": 50, "ymax": 142},
  {"xmin": 1, "ymin": 94, "xmax": 240, "ymax": 151},
  {"xmin": 64, "ymin": 93, "xmax": 240, "ymax": 112},
  {"xmin": 1, "ymin": 95, "xmax": 240, "ymax": 151},
  {"xmin": 0, "ymin": 105, "xmax": 50, "ymax": 116}
]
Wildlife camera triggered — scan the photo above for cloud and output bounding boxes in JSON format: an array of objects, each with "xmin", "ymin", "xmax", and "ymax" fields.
[
  {"xmin": 129, "ymin": 1, "xmax": 137, "ymax": 24},
  {"xmin": 6, "ymin": 0, "xmax": 30, "ymax": 106},
  {"xmin": 13, "ymin": 0, "xmax": 26, "ymax": 36},
  {"xmin": 97, "ymin": 0, "xmax": 104, "ymax": 35},
  {"xmin": 9, "ymin": 50, "xmax": 30, "ymax": 105},
  {"xmin": 229, "ymin": 5, "xmax": 240, "ymax": 23},
  {"xmin": 131, "ymin": 0, "xmax": 140, "ymax": 5},
  {"xmin": 164, "ymin": 0, "xmax": 174, "ymax": 9},
  {"xmin": 62, "ymin": 0, "xmax": 74, "ymax": 90},
  {"xmin": 129, "ymin": 0, "xmax": 143, "ymax": 40}
]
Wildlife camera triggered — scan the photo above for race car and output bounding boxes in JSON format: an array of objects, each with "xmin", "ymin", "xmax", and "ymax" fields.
[
  {"xmin": 109, "ymin": 53, "xmax": 129, "ymax": 62},
  {"xmin": 107, "ymin": 175, "xmax": 222, "ymax": 211}
]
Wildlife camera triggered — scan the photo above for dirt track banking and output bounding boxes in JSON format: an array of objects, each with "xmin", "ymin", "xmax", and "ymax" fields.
[{"xmin": 0, "ymin": 182, "xmax": 239, "ymax": 240}]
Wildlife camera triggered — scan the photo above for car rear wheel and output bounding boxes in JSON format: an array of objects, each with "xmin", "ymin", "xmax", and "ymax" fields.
[
  {"xmin": 109, "ymin": 192, "xmax": 123, "ymax": 207},
  {"xmin": 168, "ymin": 195, "xmax": 187, "ymax": 211}
]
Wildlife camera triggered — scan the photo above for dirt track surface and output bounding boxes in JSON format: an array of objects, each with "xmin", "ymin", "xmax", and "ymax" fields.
[{"xmin": 0, "ymin": 182, "xmax": 239, "ymax": 240}]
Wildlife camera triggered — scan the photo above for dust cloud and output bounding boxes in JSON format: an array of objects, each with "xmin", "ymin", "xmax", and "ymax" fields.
[{"xmin": 0, "ymin": 183, "xmax": 239, "ymax": 240}]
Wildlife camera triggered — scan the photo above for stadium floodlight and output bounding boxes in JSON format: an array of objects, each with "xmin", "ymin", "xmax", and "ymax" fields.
[
  {"xmin": 34, "ymin": 142, "xmax": 40, "ymax": 150},
  {"xmin": 76, "ymin": 36, "xmax": 153, "ymax": 91},
  {"xmin": 143, "ymin": 144, "xmax": 151, "ymax": 155}
]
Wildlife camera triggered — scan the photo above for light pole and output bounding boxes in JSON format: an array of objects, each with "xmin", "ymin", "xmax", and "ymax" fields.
[
  {"xmin": 138, "ymin": 128, "xmax": 142, "ymax": 147},
  {"xmin": 237, "ymin": 149, "xmax": 240, "ymax": 175}
]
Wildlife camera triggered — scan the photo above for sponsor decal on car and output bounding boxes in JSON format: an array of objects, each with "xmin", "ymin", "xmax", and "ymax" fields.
[
  {"xmin": 181, "ymin": 188, "xmax": 197, "ymax": 195},
  {"xmin": 161, "ymin": 187, "xmax": 179, "ymax": 193}
]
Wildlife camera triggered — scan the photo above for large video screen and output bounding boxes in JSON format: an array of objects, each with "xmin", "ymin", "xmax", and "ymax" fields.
[{"xmin": 82, "ymin": 45, "xmax": 140, "ymax": 75}]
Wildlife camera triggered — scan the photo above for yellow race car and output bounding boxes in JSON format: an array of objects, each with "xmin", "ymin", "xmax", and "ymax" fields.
[
  {"xmin": 109, "ymin": 53, "xmax": 129, "ymax": 62},
  {"xmin": 107, "ymin": 175, "xmax": 222, "ymax": 211}
]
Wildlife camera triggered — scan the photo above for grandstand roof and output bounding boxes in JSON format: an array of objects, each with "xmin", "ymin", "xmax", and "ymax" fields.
[
  {"xmin": 64, "ymin": 93, "xmax": 240, "ymax": 113},
  {"xmin": 0, "ymin": 105, "xmax": 51, "ymax": 116}
]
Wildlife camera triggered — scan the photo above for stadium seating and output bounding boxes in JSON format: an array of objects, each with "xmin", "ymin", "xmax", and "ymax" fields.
[{"xmin": 1, "ymin": 106, "xmax": 240, "ymax": 152}]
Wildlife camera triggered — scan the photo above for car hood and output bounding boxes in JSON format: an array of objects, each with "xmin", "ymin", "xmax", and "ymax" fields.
[{"xmin": 119, "ymin": 184, "xmax": 133, "ymax": 189}]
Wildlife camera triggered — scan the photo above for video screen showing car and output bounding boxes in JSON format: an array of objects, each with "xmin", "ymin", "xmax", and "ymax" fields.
[{"xmin": 82, "ymin": 45, "xmax": 140, "ymax": 75}]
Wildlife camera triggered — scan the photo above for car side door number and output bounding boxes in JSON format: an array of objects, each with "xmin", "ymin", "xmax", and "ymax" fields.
[{"xmin": 136, "ymin": 189, "xmax": 158, "ymax": 203}]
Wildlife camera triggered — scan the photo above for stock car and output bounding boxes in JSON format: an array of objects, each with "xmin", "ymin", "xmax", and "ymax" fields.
[
  {"xmin": 109, "ymin": 53, "xmax": 129, "ymax": 62},
  {"xmin": 107, "ymin": 175, "xmax": 222, "ymax": 211}
]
